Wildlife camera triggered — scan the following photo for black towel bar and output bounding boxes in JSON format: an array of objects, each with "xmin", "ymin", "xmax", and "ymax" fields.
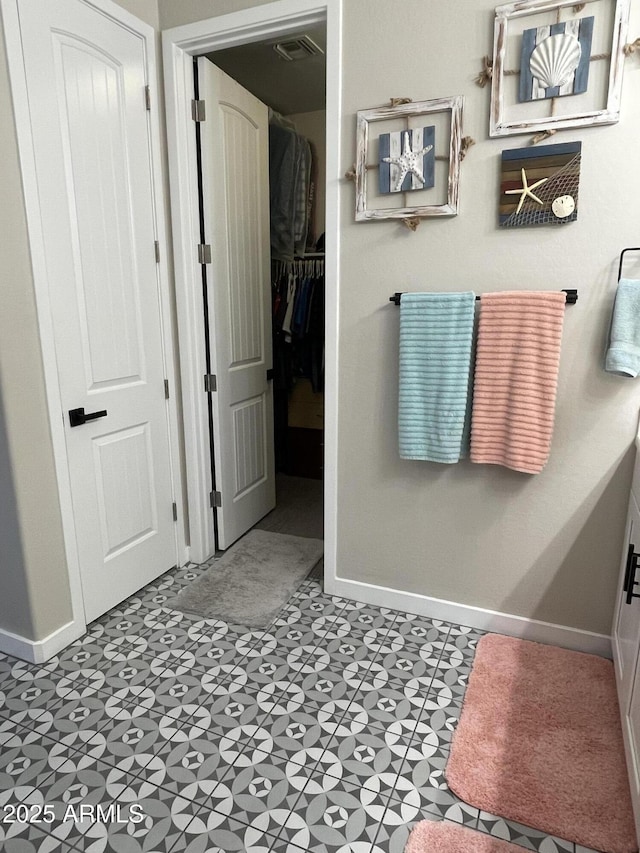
[
  {"xmin": 389, "ymin": 290, "xmax": 578, "ymax": 306},
  {"xmin": 618, "ymin": 248, "xmax": 640, "ymax": 281}
]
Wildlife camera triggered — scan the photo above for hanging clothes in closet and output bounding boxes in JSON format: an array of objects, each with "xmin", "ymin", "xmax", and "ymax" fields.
[
  {"xmin": 268, "ymin": 110, "xmax": 315, "ymax": 261},
  {"xmin": 271, "ymin": 257, "xmax": 325, "ymax": 472},
  {"xmin": 272, "ymin": 257, "xmax": 324, "ymax": 392}
]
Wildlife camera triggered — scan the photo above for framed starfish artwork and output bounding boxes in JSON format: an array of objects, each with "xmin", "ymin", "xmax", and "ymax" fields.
[
  {"xmin": 354, "ymin": 96, "xmax": 463, "ymax": 223},
  {"xmin": 499, "ymin": 141, "xmax": 581, "ymax": 227},
  {"xmin": 488, "ymin": 0, "xmax": 630, "ymax": 138}
]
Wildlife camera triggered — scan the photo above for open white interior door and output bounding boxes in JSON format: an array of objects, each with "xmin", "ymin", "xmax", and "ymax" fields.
[
  {"xmin": 15, "ymin": 0, "xmax": 178, "ymax": 622},
  {"xmin": 197, "ymin": 58, "xmax": 276, "ymax": 550}
]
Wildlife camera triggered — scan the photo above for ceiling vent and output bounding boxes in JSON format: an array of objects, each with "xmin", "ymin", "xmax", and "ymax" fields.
[{"xmin": 273, "ymin": 35, "xmax": 324, "ymax": 62}]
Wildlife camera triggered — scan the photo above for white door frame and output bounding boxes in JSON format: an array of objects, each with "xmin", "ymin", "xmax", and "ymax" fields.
[
  {"xmin": 1, "ymin": 0, "xmax": 187, "ymax": 657},
  {"xmin": 162, "ymin": 0, "xmax": 342, "ymax": 589}
]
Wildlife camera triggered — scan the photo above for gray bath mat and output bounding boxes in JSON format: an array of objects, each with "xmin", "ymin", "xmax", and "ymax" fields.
[{"xmin": 168, "ymin": 529, "xmax": 323, "ymax": 628}]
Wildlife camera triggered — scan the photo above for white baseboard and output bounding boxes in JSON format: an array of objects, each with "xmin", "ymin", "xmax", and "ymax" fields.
[
  {"xmin": 0, "ymin": 619, "xmax": 84, "ymax": 664},
  {"xmin": 326, "ymin": 575, "xmax": 612, "ymax": 658},
  {"xmin": 2, "ymin": 574, "xmax": 610, "ymax": 662}
]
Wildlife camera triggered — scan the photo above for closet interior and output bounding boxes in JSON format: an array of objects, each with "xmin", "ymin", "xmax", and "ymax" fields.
[{"xmin": 207, "ymin": 26, "xmax": 326, "ymax": 512}]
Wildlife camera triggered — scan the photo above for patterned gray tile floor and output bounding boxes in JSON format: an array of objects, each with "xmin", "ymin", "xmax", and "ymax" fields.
[{"xmin": 0, "ymin": 559, "xmax": 601, "ymax": 853}]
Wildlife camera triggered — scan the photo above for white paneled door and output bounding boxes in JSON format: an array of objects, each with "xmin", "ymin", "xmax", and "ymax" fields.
[
  {"xmin": 198, "ymin": 59, "xmax": 275, "ymax": 550},
  {"xmin": 16, "ymin": 0, "xmax": 178, "ymax": 622}
]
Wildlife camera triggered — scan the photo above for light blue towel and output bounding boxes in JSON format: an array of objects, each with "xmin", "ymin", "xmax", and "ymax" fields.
[
  {"xmin": 398, "ymin": 292, "xmax": 476, "ymax": 462},
  {"xmin": 606, "ymin": 279, "xmax": 640, "ymax": 377}
]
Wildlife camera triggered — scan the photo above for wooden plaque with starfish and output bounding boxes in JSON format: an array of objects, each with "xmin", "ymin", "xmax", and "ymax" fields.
[{"xmin": 499, "ymin": 141, "xmax": 581, "ymax": 227}]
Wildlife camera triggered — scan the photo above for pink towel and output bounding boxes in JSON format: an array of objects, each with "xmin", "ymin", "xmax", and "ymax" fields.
[{"xmin": 470, "ymin": 291, "xmax": 566, "ymax": 474}]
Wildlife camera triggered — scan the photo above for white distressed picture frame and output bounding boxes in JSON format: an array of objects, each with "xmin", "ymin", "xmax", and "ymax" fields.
[
  {"xmin": 490, "ymin": 0, "xmax": 630, "ymax": 137},
  {"xmin": 355, "ymin": 97, "xmax": 464, "ymax": 222}
]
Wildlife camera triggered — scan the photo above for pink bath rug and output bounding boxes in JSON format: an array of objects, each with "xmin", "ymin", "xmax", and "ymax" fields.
[
  {"xmin": 405, "ymin": 820, "xmax": 526, "ymax": 852},
  {"xmin": 446, "ymin": 634, "xmax": 637, "ymax": 853}
]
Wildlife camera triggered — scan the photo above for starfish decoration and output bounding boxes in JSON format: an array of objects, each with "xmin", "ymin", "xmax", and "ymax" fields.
[
  {"xmin": 383, "ymin": 131, "xmax": 433, "ymax": 192},
  {"xmin": 505, "ymin": 168, "xmax": 549, "ymax": 215}
]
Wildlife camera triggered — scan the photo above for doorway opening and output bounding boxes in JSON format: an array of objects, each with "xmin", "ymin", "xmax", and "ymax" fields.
[
  {"xmin": 194, "ymin": 26, "xmax": 327, "ymax": 551},
  {"xmin": 162, "ymin": 0, "xmax": 340, "ymax": 590}
]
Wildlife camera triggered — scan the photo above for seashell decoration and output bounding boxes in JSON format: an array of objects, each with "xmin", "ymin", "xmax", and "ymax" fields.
[{"xmin": 529, "ymin": 32, "xmax": 582, "ymax": 90}]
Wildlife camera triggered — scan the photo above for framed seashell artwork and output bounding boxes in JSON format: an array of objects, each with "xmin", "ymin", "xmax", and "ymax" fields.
[{"xmin": 489, "ymin": 0, "xmax": 630, "ymax": 137}]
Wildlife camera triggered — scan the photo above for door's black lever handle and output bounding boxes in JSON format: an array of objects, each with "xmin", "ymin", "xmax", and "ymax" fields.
[{"xmin": 68, "ymin": 407, "xmax": 108, "ymax": 428}]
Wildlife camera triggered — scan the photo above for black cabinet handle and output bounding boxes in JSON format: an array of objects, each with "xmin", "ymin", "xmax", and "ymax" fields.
[
  {"xmin": 626, "ymin": 548, "xmax": 640, "ymax": 605},
  {"xmin": 68, "ymin": 407, "xmax": 108, "ymax": 428},
  {"xmin": 624, "ymin": 543, "xmax": 635, "ymax": 593}
]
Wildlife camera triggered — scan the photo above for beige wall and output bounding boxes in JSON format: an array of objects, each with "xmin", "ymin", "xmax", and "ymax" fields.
[
  {"xmin": 0, "ymin": 24, "xmax": 72, "ymax": 641},
  {"xmin": 287, "ymin": 109, "xmax": 326, "ymax": 246},
  {"xmin": 111, "ymin": 0, "xmax": 158, "ymax": 27},
  {"xmin": 165, "ymin": 0, "xmax": 640, "ymax": 637},
  {"xmin": 0, "ymin": 392, "xmax": 35, "ymax": 641},
  {"xmin": 336, "ymin": 0, "xmax": 640, "ymax": 636},
  {"xmin": 159, "ymin": 0, "xmax": 275, "ymax": 30}
]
